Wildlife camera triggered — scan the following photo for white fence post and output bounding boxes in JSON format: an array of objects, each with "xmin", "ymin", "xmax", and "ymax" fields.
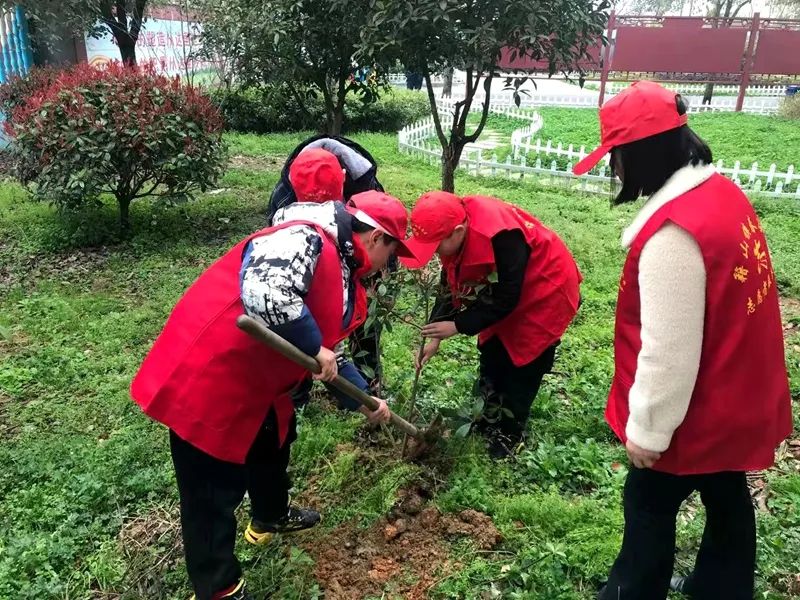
[{"xmin": 396, "ymin": 101, "xmax": 797, "ymax": 198}]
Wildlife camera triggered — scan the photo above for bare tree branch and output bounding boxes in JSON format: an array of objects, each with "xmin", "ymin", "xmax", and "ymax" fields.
[
  {"xmin": 464, "ymin": 69, "xmax": 494, "ymax": 144},
  {"xmin": 129, "ymin": 0, "xmax": 148, "ymax": 42},
  {"xmin": 423, "ymin": 68, "xmax": 449, "ymax": 149}
]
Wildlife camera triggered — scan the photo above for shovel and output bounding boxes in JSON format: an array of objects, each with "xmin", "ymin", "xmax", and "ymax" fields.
[{"xmin": 236, "ymin": 314, "xmax": 443, "ymax": 455}]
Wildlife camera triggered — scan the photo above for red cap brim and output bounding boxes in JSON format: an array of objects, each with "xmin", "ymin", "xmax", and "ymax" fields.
[
  {"xmin": 393, "ymin": 240, "xmax": 418, "ymax": 260},
  {"xmin": 572, "ymin": 144, "xmax": 612, "ymax": 176},
  {"xmin": 398, "ymin": 237, "xmax": 439, "ymax": 269}
]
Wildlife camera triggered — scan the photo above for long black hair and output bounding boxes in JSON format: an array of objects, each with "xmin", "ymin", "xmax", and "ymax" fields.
[{"xmin": 612, "ymin": 95, "xmax": 713, "ymax": 205}]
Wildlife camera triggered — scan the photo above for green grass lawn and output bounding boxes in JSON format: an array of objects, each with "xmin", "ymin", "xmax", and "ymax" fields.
[
  {"xmin": 535, "ymin": 108, "xmax": 800, "ymax": 172},
  {"xmin": 455, "ymin": 108, "xmax": 800, "ymax": 182},
  {"xmin": 1, "ymin": 127, "xmax": 799, "ymax": 599}
]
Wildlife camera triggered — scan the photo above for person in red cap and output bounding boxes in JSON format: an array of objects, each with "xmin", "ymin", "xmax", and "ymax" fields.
[
  {"xmin": 275, "ymin": 142, "xmax": 393, "ymax": 404},
  {"xmin": 402, "ymin": 192, "xmax": 582, "ymax": 458},
  {"xmin": 130, "ymin": 186, "xmax": 415, "ymax": 600},
  {"xmin": 287, "ymin": 147, "xmax": 346, "ymax": 203},
  {"xmin": 576, "ymin": 82, "xmax": 792, "ymax": 600}
]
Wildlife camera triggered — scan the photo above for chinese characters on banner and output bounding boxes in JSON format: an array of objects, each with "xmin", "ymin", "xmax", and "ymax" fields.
[
  {"xmin": 733, "ymin": 215, "xmax": 776, "ymax": 316},
  {"xmin": 84, "ymin": 17, "xmax": 215, "ymax": 77}
]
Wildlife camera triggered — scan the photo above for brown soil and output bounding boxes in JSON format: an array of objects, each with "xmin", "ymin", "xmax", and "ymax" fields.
[
  {"xmin": 781, "ymin": 297, "xmax": 800, "ymax": 340},
  {"xmin": 110, "ymin": 504, "xmax": 183, "ymax": 599},
  {"xmin": 304, "ymin": 488, "xmax": 501, "ymax": 599},
  {"xmin": 1, "ymin": 246, "xmax": 111, "ymax": 290},
  {"xmin": 229, "ymin": 154, "xmax": 285, "ymax": 171}
]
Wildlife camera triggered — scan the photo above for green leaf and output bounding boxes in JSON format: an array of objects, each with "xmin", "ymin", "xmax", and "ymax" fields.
[
  {"xmin": 455, "ymin": 422, "xmax": 472, "ymax": 438},
  {"xmin": 471, "ymin": 396, "xmax": 485, "ymax": 420}
]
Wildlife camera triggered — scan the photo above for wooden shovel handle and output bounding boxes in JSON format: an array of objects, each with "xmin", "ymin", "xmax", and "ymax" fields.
[{"xmin": 236, "ymin": 315, "xmax": 422, "ymax": 439}]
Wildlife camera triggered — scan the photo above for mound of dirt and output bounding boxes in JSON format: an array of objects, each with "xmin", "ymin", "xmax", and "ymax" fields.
[{"xmin": 304, "ymin": 488, "xmax": 501, "ymax": 600}]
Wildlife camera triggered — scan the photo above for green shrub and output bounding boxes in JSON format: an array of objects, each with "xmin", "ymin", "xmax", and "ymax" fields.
[
  {"xmin": 343, "ymin": 89, "xmax": 431, "ymax": 132},
  {"xmin": 6, "ymin": 63, "xmax": 226, "ymax": 232},
  {"xmin": 211, "ymin": 84, "xmax": 319, "ymax": 133},
  {"xmin": 778, "ymin": 95, "xmax": 800, "ymax": 120},
  {"xmin": 211, "ymin": 85, "xmax": 430, "ymax": 134}
]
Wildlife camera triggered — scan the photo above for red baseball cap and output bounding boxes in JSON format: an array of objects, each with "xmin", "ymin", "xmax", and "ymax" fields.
[
  {"xmin": 573, "ymin": 81, "xmax": 688, "ymax": 176},
  {"xmin": 400, "ymin": 191, "xmax": 466, "ymax": 269},
  {"xmin": 289, "ymin": 148, "xmax": 345, "ymax": 202},
  {"xmin": 347, "ymin": 191, "xmax": 416, "ymax": 259}
]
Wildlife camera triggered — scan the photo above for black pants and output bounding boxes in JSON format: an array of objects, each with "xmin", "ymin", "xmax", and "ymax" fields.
[
  {"xmin": 476, "ymin": 337, "xmax": 557, "ymax": 439},
  {"xmin": 600, "ymin": 468, "xmax": 756, "ymax": 600},
  {"xmin": 170, "ymin": 412, "xmax": 297, "ymax": 600}
]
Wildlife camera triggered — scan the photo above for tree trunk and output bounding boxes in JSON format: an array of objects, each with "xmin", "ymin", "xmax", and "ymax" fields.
[
  {"xmin": 330, "ymin": 76, "xmax": 347, "ymax": 136},
  {"xmin": 101, "ymin": 0, "xmax": 147, "ymax": 66},
  {"xmin": 440, "ymin": 144, "xmax": 463, "ymax": 193},
  {"xmin": 331, "ymin": 108, "xmax": 344, "ymax": 136},
  {"xmin": 319, "ymin": 81, "xmax": 337, "ymax": 135},
  {"xmin": 703, "ymin": 82, "xmax": 714, "ymax": 105},
  {"xmin": 442, "ymin": 67, "xmax": 454, "ymax": 98},
  {"xmin": 118, "ymin": 196, "xmax": 132, "ymax": 232},
  {"xmin": 117, "ymin": 35, "xmax": 137, "ymax": 65}
]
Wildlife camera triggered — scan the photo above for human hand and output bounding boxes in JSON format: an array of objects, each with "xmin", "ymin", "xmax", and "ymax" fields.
[
  {"xmin": 420, "ymin": 321, "xmax": 458, "ymax": 341},
  {"xmin": 363, "ymin": 397, "xmax": 391, "ymax": 425},
  {"xmin": 626, "ymin": 439, "xmax": 662, "ymax": 469},
  {"xmin": 415, "ymin": 340, "xmax": 441, "ymax": 370},
  {"xmin": 313, "ymin": 347, "xmax": 338, "ymax": 382}
]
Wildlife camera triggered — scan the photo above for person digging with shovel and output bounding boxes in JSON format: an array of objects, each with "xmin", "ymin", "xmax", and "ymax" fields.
[
  {"xmin": 130, "ymin": 161, "xmax": 417, "ymax": 599},
  {"xmin": 401, "ymin": 192, "xmax": 582, "ymax": 458}
]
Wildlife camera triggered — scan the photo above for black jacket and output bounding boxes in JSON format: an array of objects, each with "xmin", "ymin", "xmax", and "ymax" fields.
[{"xmin": 267, "ymin": 134, "xmax": 384, "ymax": 225}]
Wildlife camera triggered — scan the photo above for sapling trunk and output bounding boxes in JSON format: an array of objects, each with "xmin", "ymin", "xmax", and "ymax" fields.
[{"xmin": 402, "ymin": 338, "xmax": 428, "ymax": 457}]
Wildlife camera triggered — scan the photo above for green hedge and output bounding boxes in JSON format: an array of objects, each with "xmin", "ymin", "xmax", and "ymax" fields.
[
  {"xmin": 778, "ymin": 95, "xmax": 800, "ymax": 120},
  {"xmin": 210, "ymin": 85, "xmax": 431, "ymax": 134}
]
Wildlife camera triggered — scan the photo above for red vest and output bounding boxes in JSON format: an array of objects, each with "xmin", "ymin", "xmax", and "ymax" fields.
[
  {"xmin": 608, "ymin": 174, "xmax": 792, "ymax": 475},
  {"xmin": 131, "ymin": 222, "xmax": 367, "ymax": 464},
  {"xmin": 446, "ymin": 196, "xmax": 582, "ymax": 366}
]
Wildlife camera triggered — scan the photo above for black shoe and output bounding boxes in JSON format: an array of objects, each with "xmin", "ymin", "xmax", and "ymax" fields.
[
  {"xmin": 485, "ymin": 429, "xmax": 522, "ymax": 459},
  {"xmin": 190, "ymin": 578, "xmax": 253, "ymax": 600},
  {"xmin": 291, "ymin": 392, "xmax": 311, "ymax": 410},
  {"xmin": 245, "ymin": 506, "xmax": 321, "ymax": 544},
  {"xmin": 671, "ymin": 576, "xmax": 689, "ymax": 595}
]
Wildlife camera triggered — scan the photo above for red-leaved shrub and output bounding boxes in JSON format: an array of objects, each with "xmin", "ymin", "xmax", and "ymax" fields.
[
  {"xmin": 6, "ymin": 62, "xmax": 226, "ymax": 230},
  {"xmin": 0, "ymin": 65, "xmax": 61, "ymax": 123}
]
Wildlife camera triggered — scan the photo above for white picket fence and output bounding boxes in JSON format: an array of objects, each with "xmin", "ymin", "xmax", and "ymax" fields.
[
  {"xmin": 399, "ymin": 116, "xmax": 800, "ymax": 198},
  {"xmin": 601, "ymin": 82, "xmax": 790, "ymax": 97},
  {"xmin": 398, "ymin": 99, "xmax": 542, "ymax": 156},
  {"xmin": 399, "ymin": 138, "xmax": 617, "ymax": 195},
  {"xmin": 397, "ymin": 97, "xmax": 540, "ymax": 147},
  {"xmin": 511, "ymin": 136, "xmax": 799, "ymax": 197},
  {"xmin": 388, "ymin": 72, "xmax": 466, "ymax": 86},
  {"xmin": 458, "ymin": 91, "xmax": 780, "ymax": 115},
  {"xmin": 510, "ymin": 119, "xmax": 545, "ymax": 160}
]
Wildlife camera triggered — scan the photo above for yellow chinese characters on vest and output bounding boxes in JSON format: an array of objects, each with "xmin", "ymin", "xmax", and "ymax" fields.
[{"xmin": 733, "ymin": 215, "xmax": 775, "ymax": 316}]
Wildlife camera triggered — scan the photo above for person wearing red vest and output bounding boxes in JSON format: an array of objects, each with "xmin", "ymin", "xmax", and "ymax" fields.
[
  {"xmin": 571, "ymin": 82, "xmax": 792, "ymax": 600},
  {"xmin": 401, "ymin": 192, "xmax": 582, "ymax": 458},
  {"xmin": 130, "ymin": 152, "xmax": 416, "ymax": 600},
  {"xmin": 279, "ymin": 145, "xmax": 394, "ymax": 405}
]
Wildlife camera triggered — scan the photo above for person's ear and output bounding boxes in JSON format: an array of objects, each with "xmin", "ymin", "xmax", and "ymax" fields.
[{"xmin": 369, "ymin": 229, "xmax": 383, "ymax": 247}]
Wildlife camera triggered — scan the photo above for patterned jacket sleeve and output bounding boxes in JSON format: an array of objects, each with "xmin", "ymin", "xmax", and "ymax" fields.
[{"xmin": 239, "ymin": 225, "xmax": 325, "ymax": 357}]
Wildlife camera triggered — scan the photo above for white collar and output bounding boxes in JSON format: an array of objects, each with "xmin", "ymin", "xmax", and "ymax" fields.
[{"xmin": 622, "ymin": 163, "xmax": 716, "ymax": 248}]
